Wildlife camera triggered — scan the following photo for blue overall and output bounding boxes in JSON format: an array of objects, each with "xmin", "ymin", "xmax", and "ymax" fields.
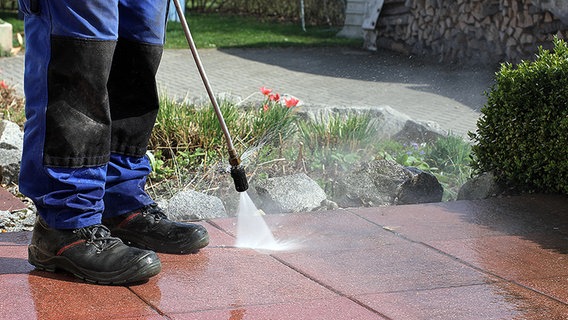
[{"xmin": 18, "ymin": 0, "xmax": 168, "ymax": 229}]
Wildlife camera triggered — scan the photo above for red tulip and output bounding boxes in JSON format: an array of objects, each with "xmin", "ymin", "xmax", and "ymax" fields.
[
  {"xmin": 284, "ymin": 97, "xmax": 299, "ymax": 108},
  {"xmin": 260, "ymin": 86, "xmax": 272, "ymax": 95}
]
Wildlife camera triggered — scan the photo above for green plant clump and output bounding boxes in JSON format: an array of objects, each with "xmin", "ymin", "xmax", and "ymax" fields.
[{"xmin": 470, "ymin": 37, "xmax": 568, "ymax": 194}]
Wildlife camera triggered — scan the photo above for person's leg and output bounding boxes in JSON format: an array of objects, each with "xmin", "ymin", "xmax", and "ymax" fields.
[
  {"xmin": 20, "ymin": 0, "xmax": 161, "ymax": 284},
  {"xmin": 19, "ymin": 0, "xmax": 118, "ymax": 229},
  {"xmin": 102, "ymin": 0, "xmax": 209, "ymax": 253},
  {"xmin": 103, "ymin": 0, "xmax": 167, "ymax": 215}
]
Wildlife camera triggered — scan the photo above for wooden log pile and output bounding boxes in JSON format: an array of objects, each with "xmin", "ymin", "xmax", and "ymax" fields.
[{"xmin": 373, "ymin": 0, "xmax": 568, "ymax": 63}]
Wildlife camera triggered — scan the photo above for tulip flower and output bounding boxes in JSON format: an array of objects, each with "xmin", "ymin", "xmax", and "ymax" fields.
[
  {"xmin": 260, "ymin": 86, "xmax": 272, "ymax": 95},
  {"xmin": 284, "ymin": 97, "xmax": 299, "ymax": 108}
]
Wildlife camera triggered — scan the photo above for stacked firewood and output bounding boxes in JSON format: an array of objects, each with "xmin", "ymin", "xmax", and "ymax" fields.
[{"xmin": 374, "ymin": 0, "xmax": 568, "ymax": 63}]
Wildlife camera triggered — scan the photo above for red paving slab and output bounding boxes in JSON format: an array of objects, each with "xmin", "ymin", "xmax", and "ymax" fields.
[
  {"xmin": 172, "ymin": 297, "xmax": 386, "ymax": 319},
  {"xmin": 430, "ymin": 235, "xmax": 568, "ymax": 280},
  {"xmin": 358, "ymin": 282, "xmax": 568, "ymax": 319},
  {"xmin": 0, "ymin": 194, "xmax": 567, "ymax": 319},
  {"xmin": 130, "ymin": 248, "xmax": 339, "ymax": 314},
  {"xmin": 0, "ymin": 187, "xmax": 27, "ymax": 212}
]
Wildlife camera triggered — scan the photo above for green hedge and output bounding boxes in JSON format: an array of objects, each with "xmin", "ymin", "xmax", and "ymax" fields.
[
  {"xmin": 188, "ymin": 0, "xmax": 346, "ymax": 26},
  {"xmin": 470, "ymin": 37, "xmax": 568, "ymax": 193}
]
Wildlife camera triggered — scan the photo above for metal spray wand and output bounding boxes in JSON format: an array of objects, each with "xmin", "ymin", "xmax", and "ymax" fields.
[{"xmin": 171, "ymin": 0, "xmax": 249, "ymax": 192}]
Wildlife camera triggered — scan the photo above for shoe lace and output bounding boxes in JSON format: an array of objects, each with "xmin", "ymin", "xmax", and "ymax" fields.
[
  {"xmin": 142, "ymin": 203, "xmax": 168, "ymax": 222},
  {"xmin": 75, "ymin": 224, "xmax": 121, "ymax": 252}
]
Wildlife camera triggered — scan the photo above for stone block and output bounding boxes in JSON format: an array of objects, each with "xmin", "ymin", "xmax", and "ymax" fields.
[{"xmin": 0, "ymin": 22, "xmax": 12, "ymax": 55}]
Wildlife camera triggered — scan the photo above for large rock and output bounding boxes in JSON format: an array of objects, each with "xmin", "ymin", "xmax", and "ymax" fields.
[
  {"xmin": 166, "ymin": 190, "xmax": 227, "ymax": 221},
  {"xmin": 457, "ymin": 172, "xmax": 505, "ymax": 200},
  {"xmin": 0, "ymin": 120, "xmax": 23, "ymax": 185},
  {"xmin": 0, "ymin": 120, "xmax": 23, "ymax": 150},
  {"xmin": 392, "ymin": 119, "xmax": 446, "ymax": 144},
  {"xmin": 396, "ymin": 167, "xmax": 444, "ymax": 204},
  {"xmin": 334, "ymin": 159, "xmax": 444, "ymax": 207},
  {"xmin": 334, "ymin": 159, "xmax": 407, "ymax": 207},
  {"xmin": 254, "ymin": 173, "xmax": 327, "ymax": 214}
]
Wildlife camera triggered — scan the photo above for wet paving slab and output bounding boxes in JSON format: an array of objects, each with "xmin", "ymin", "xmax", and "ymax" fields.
[{"xmin": 0, "ymin": 194, "xmax": 567, "ymax": 319}]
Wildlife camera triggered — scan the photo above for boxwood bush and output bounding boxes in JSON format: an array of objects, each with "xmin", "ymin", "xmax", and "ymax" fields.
[{"xmin": 469, "ymin": 37, "xmax": 568, "ymax": 193}]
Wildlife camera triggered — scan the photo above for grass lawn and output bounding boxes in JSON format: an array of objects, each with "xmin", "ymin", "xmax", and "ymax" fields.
[
  {"xmin": 166, "ymin": 13, "xmax": 361, "ymax": 49},
  {"xmin": 0, "ymin": 10, "xmax": 361, "ymax": 49}
]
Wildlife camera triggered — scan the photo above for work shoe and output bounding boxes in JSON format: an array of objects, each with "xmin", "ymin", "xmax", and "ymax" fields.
[
  {"xmin": 28, "ymin": 216, "xmax": 162, "ymax": 285},
  {"xmin": 103, "ymin": 203, "xmax": 209, "ymax": 254}
]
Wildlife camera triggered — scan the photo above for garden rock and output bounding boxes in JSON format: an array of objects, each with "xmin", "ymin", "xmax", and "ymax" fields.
[
  {"xmin": 0, "ymin": 120, "xmax": 23, "ymax": 150},
  {"xmin": 396, "ymin": 166, "xmax": 444, "ymax": 204},
  {"xmin": 392, "ymin": 119, "xmax": 446, "ymax": 144},
  {"xmin": 333, "ymin": 159, "xmax": 407, "ymax": 207},
  {"xmin": 0, "ymin": 120, "xmax": 23, "ymax": 185},
  {"xmin": 457, "ymin": 171, "xmax": 505, "ymax": 200},
  {"xmin": 166, "ymin": 190, "xmax": 228, "ymax": 221},
  {"xmin": 333, "ymin": 159, "xmax": 444, "ymax": 207},
  {"xmin": 254, "ymin": 173, "xmax": 327, "ymax": 214}
]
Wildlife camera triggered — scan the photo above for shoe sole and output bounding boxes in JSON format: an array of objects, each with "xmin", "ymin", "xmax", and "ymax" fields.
[
  {"xmin": 28, "ymin": 245, "xmax": 162, "ymax": 285},
  {"xmin": 114, "ymin": 229, "xmax": 210, "ymax": 254}
]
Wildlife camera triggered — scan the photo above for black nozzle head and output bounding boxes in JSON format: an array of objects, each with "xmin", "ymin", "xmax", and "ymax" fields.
[{"xmin": 230, "ymin": 165, "xmax": 249, "ymax": 192}]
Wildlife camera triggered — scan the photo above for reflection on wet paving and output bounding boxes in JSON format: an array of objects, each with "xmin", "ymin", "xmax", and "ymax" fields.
[{"xmin": 0, "ymin": 195, "xmax": 567, "ymax": 319}]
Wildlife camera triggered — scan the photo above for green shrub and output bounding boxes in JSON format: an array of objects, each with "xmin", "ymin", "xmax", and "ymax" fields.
[{"xmin": 469, "ymin": 37, "xmax": 568, "ymax": 193}]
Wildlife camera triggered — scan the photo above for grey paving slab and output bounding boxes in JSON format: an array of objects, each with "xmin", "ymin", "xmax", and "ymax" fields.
[{"xmin": 0, "ymin": 53, "xmax": 23, "ymax": 95}]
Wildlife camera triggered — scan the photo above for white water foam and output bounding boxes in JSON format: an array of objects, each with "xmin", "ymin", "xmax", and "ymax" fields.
[{"xmin": 235, "ymin": 192, "xmax": 296, "ymax": 251}]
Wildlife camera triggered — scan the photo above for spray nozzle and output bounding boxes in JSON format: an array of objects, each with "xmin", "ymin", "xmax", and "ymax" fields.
[
  {"xmin": 228, "ymin": 148, "xmax": 249, "ymax": 192},
  {"xmin": 230, "ymin": 165, "xmax": 248, "ymax": 192}
]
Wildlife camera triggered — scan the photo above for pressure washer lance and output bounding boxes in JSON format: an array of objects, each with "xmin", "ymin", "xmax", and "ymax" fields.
[{"xmin": 172, "ymin": 0, "xmax": 249, "ymax": 192}]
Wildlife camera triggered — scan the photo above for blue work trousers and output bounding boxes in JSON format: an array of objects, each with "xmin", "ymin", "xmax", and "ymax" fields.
[{"xmin": 18, "ymin": 0, "xmax": 168, "ymax": 229}]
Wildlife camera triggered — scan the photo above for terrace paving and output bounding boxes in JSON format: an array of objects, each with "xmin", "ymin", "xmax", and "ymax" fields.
[{"xmin": 0, "ymin": 194, "xmax": 567, "ymax": 319}]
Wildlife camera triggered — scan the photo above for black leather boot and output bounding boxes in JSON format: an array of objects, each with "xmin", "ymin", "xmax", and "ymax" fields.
[
  {"xmin": 103, "ymin": 204, "xmax": 210, "ymax": 254},
  {"xmin": 28, "ymin": 216, "xmax": 161, "ymax": 285}
]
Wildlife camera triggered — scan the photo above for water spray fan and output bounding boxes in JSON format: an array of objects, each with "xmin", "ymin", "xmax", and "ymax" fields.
[{"xmin": 172, "ymin": 0, "xmax": 248, "ymax": 192}]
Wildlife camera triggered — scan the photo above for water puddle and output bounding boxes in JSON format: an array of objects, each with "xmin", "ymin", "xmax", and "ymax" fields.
[{"xmin": 235, "ymin": 192, "xmax": 297, "ymax": 251}]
